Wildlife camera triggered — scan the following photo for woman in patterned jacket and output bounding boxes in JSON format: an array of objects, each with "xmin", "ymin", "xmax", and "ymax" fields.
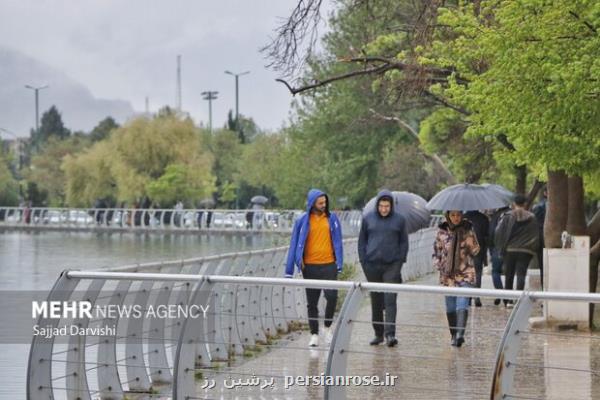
[{"xmin": 433, "ymin": 210, "xmax": 480, "ymax": 347}]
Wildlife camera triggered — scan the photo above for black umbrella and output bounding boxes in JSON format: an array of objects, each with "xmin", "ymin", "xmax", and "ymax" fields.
[
  {"xmin": 250, "ymin": 195, "xmax": 269, "ymax": 205},
  {"xmin": 363, "ymin": 191, "xmax": 431, "ymax": 233},
  {"xmin": 426, "ymin": 183, "xmax": 511, "ymax": 211}
]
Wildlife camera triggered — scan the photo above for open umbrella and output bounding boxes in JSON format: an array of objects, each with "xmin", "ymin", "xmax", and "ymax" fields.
[
  {"xmin": 363, "ymin": 191, "xmax": 431, "ymax": 233},
  {"xmin": 250, "ymin": 195, "xmax": 269, "ymax": 205},
  {"xmin": 426, "ymin": 183, "xmax": 511, "ymax": 211},
  {"xmin": 198, "ymin": 198, "xmax": 215, "ymax": 208},
  {"xmin": 481, "ymin": 183, "xmax": 514, "ymax": 204}
]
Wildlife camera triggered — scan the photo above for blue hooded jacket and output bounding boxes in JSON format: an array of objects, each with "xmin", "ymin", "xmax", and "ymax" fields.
[{"xmin": 285, "ymin": 189, "xmax": 344, "ymax": 277}]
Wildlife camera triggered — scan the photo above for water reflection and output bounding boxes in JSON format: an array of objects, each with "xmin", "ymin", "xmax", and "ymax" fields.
[
  {"xmin": 0, "ymin": 231, "xmax": 284, "ymax": 290},
  {"xmin": 0, "ymin": 230, "xmax": 283, "ymax": 398}
]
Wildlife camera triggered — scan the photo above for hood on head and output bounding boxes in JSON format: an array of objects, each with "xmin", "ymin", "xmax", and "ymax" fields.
[
  {"xmin": 306, "ymin": 188, "xmax": 330, "ymax": 215},
  {"xmin": 375, "ymin": 189, "xmax": 394, "ymax": 217}
]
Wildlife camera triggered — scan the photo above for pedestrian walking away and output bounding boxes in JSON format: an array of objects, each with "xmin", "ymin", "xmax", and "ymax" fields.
[
  {"xmin": 488, "ymin": 206, "xmax": 510, "ymax": 305},
  {"xmin": 285, "ymin": 189, "xmax": 344, "ymax": 347},
  {"xmin": 358, "ymin": 189, "xmax": 409, "ymax": 347},
  {"xmin": 464, "ymin": 210, "xmax": 489, "ymax": 307},
  {"xmin": 433, "ymin": 210, "xmax": 480, "ymax": 347},
  {"xmin": 532, "ymin": 187, "xmax": 547, "ymax": 289},
  {"xmin": 495, "ymin": 194, "xmax": 540, "ymax": 306}
]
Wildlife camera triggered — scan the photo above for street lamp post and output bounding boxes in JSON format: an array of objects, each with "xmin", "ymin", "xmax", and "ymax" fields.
[
  {"xmin": 201, "ymin": 91, "xmax": 219, "ymax": 133},
  {"xmin": 224, "ymin": 70, "xmax": 250, "ymax": 142},
  {"xmin": 24, "ymin": 84, "xmax": 49, "ymax": 133}
]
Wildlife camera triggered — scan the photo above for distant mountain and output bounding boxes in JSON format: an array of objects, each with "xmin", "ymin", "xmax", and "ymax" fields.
[{"xmin": 0, "ymin": 47, "xmax": 135, "ymax": 137}]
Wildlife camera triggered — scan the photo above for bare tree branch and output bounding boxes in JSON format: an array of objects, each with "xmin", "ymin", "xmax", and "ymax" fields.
[
  {"xmin": 261, "ymin": 0, "xmax": 324, "ymax": 77},
  {"xmin": 276, "ymin": 63, "xmax": 397, "ymax": 95},
  {"xmin": 422, "ymin": 90, "xmax": 470, "ymax": 115},
  {"xmin": 277, "ymin": 56, "xmax": 468, "ymax": 96},
  {"xmin": 368, "ymin": 108, "xmax": 457, "ymax": 184}
]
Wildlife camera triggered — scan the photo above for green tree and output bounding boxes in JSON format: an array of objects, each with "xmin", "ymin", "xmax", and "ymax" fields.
[
  {"xmin": 0, "ymin": 153, "xmax": 19, "ymax": 206},
  {"xmin": 209, "ymin": 129, "xmax": 243, "ymax": 206},
  {"xmin": 226, "ymin": 110, "xmax": 261, "ymax": 143},
  {"xmin": 415, "ymin": 1, "xmax": 600, "ymax": 253},
  {"xmin": 89, "ymin": 116, "xmax": 119, "ymax": 142},
  {"xmin": 32, "ymin": 106, "xmax": 70, "ymax": 149},
  {"xmin": 63, "ymin": 114, "xmax": 216, "ymax": 207},
  {"xmin": 24, "ymin": 136, "xmax": 90, "ymax": 206}
]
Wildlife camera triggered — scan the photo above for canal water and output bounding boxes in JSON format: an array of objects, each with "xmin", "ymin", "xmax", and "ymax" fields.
[{"xmin": 0, "ymin": 230, "xmax": 286, "ymax": 399}]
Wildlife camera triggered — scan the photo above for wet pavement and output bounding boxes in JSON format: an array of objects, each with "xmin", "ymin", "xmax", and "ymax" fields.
[{"xmin": 195, "ymin": 273, "xmax": 600, "ymax": 400}]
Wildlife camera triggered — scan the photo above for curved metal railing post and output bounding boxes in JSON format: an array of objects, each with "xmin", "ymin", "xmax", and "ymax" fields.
[
  {"xmin": 96, "ymin": 280, "xmax": 130, "ymax": 399},
  {"xmin": 27, "ymin": 270, "xmax": 82, "ymax": 400},
  {"xmin": 172, "ymin": 277, "xmax": 211, "ymax": 399},
  {"xmin": 65, "ymin": 279, "xmax": 106, "ymax": 400},
  {"xmin": 490, "ymin": 292, "xmax": 535, "ymax": 400},
  {"xmin": 324, "ymin": 283, "xmax": 364, "ymax": 400}
]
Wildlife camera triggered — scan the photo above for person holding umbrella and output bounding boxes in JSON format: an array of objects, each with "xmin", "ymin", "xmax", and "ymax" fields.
[
  {"xmin": 433, "ymin": 210, "xmax": 480, "ymax": 347},
  {"xmin": 358, "ymin": 189, "xmax": 409, "ymax": 347}
]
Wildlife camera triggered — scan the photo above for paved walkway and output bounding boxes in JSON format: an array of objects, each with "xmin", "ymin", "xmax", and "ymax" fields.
[{"xmin": 193, "ymin": 273, "xmax": 600, "ymax": 400}]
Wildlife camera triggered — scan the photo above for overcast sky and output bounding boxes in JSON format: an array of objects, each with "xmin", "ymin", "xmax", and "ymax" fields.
[{"xmin": 0, "ymin": 0, "xmax": 328, "ymax": 132}]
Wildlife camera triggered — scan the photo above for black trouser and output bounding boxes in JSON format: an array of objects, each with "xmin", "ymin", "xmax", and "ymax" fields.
[
  {"xmin": 302, "ymin": 263, "xmax": 338, "ymax": 334},
  {"xmin": 503, "ymin": 252, "xmax": 533, "ymax": 291},
  {"xmin": 474, "ymin": 253, "xmax": 484, "ymax": 289},
  {"xmin": 362, "ymin": 262, "xmax": 403, "ymax": 337}
]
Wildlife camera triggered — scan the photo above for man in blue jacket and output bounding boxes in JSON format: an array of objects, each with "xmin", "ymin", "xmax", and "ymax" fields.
[
  {"xmin": 358, "ymin": 190, "xmax": 409, "ymax": 347},
  {"xmin": 285, "ymin": 189, "xmax": 344, "ymax": 347}
]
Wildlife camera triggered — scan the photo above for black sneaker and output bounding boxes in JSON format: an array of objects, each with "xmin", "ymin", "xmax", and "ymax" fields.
[
  {"xmin": 385, "ymin": 335, "xmax": 398, "ymax": 347},
  {"xmin": 369, "ymin": 336, "xmax": 384, "ymax": 345}
]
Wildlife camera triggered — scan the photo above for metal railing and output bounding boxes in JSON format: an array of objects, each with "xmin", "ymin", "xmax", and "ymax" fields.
[
  {"xmin": 0, "ymin": 207, "xmax": 362, "ymax": 236},
  {"xmin": 28, "ymin": 269, "xmax": 600, "ymax": 400},
  {"xmin": 28, "ymin": 219, "xmax": 600, "ymax": 400}
]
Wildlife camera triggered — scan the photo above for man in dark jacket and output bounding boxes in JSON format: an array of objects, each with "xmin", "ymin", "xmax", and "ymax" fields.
[
  {"xmin": 488, "ymin": 206, "xmax": 510, "ymax": 305},
  {"xmin": 464, "ymin": 210, "xmax": 489, "ymax": 307},
  {"xmin": 358, "ymin": 190, "xmax": 409, "ymax": 347},
  {"xmin": 495, "ymin": 194, "xmax": 540, "ymax": 304}
]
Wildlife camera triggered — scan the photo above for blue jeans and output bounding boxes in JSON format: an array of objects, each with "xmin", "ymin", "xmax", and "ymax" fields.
[
  {"xmin": 445, "ymin": 283, "xmax": 473, "ymax": 312},
  {"xmin": 490, "ymin": 248, "xmax": 504, "ymax": 290}
]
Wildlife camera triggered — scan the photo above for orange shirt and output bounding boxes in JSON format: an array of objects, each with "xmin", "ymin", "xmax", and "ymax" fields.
[{"xmin": 303, "ymin": 212, "xmax": 335, "ymax": 265}]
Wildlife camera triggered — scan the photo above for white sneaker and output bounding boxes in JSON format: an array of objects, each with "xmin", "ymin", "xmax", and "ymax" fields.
[
  {"xmin": 324, "ymin": 327, "xmax": 333, "ymax": 344},
  {"xmin": 308, "ymin": 334, "xmax": 319, "ymax": 347}
]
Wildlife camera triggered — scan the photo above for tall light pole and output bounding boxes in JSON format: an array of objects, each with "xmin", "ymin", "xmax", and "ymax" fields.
[
  {"xmin": 201, "ymin": 91, "xmax": 218, "ymax": 133},
  {"xmin": 24, "ymin": 84, "xmax": 49, "ymax": 133},
  {"xmin": 224, "ymin": 70, "xmax": 250, "ymax": 142}
]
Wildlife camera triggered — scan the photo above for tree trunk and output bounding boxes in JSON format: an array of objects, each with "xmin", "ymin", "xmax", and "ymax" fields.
[
  {"xmin": 566, "ymin": 175, "xmax": 588, "ymax": 235},
  {"xmin": 545, "ymin": 170, "xmax": 568, "ymax": 248},
  {"xmin": 515, "ymin": 165, "xmax": 527, "ymax": 195},
  {"xmin": 525, "ymin": 179, "xmax": 544, "ymax": 210},
  {"xmin": 588, "ymin": 208, "xmax": 600, "ymax": 246}
]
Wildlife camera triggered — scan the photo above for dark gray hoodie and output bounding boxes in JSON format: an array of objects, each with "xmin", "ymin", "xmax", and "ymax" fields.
[{"xmin": 358, "ymin": 189, "xmax": 409, "ymax": 265}]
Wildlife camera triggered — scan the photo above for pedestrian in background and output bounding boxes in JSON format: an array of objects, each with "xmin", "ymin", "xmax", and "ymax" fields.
[
  {"xmin": 495, "ymin": 194, "xmax": 540, "ymax": 306},
  {"xmin": 532, "ymin": 187, "xmax": 547, "ymax": 289},
  {"xmin": 433, "ymin": 210, "xmax": 480, "ymax": 347},
  {"xmin": 285, "ymin": 189, "xmax": 344, "ymax": 347},
  {"xmin": 358, "ymin": 190, "xmax": 409, "ymax": 347},
  {"xmin": 464, "ymin": 210, "xmax": 489, "ymax": 307},
  {"xmin": 488, "ymin": 206, "xmax": 510, "ymax": 305}
]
